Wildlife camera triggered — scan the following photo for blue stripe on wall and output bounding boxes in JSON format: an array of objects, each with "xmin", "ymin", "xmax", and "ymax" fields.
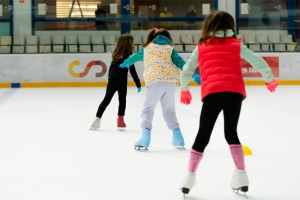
[{"xmin": 11, "ymin": 83, "xmax": 20, "ymax": 88}]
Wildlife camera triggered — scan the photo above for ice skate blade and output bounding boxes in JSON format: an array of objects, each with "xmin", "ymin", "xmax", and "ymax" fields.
[
  {"xmin": 89, "ymin": 127, "xmax": 99, "ymax": 130},
  {"xmin": 181, "ymin": 187, "xmax": 190, "ymax": 194},
  {"xmin": 174, "ymin": 146, "xmax": 186, "ymax": 150},
  {"xmin": 118, "ymin": 127, "xmax": 126, "ymax": 131},
  {"xmin": 134, "ymin": 145, "xmax": 149, "ymax": 151},
  {"xmin": 233, "ymin": 187, "xmax": 248, "ymax": 199}
]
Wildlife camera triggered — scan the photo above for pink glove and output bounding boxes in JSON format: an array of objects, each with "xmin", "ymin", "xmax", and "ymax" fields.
[
  {"xmin": 180, "ymin": 90, "xmax": 192, "ymax": 105},
  {"xmin": 266, "ymin": 79, "xmax": 278, "ymax": 92}
]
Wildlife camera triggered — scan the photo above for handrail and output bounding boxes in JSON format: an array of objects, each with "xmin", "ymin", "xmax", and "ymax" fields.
[
  {"xmin": 238, "ymin": 17, "xmax": 291, "ymax": 21},
  {"xmin": 0, "ymin": 19, "xmax": 10, "ymax": 22},
  {"xmin": 33, "ymin": 17, "xmax": 206, "ymax": 22}
]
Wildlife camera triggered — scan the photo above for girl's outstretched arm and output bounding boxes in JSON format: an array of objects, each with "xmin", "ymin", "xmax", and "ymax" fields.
[
  {"xmin": 120, "ymin": 49, "xmax": 144, "ymax": 68},
  {"xmin": 241, "ymin": 43, "xmax": 274, "ymax": 83}
]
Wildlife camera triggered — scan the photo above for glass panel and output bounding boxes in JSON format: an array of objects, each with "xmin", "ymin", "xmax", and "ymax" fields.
[
  {"xmin": 250, "ymin": 0, "xmax": 281, "ymax": 30},
  {"xmin": 238, "ymin": 0, "xmax": 291, "ymax": 51},
  {"xmin": 130, "ymin": 0, "xmax": 215, "ymax": 31},
  {"xmin": 29, "ymin": 0, "xmax": 125, "ymax": 54},
  {"xmin": 295, "ymin": 0, "xmax": 300, "ymax": 49},
  {"xmin": 34, "ymin": 0, "xmax": 122, "ymax": 31},
  {"xmin": 239, "ymin": 0, "xmax": 288, "ymax": 18},
  {"xmin": 0, "ymin": 0, "xmax": 10, "ymax": 19},
  {"xmin": 129, "ymin": 0, "xmax": 215, "ymax": 52},
  {"xmin": 35, "ymin": 0, "xmax": 122, "ymax": 18},
  {"xmin": 35, "ymin": 21, "xmax": 122, "ymax": 31},
  {"xmin": 0, "ymin": 0, "xmax": 11, "ymax": 36},
  {"xmin": 132, "ymin": 0, "xmax": 214, "ymax": 17},
  {"xmin": 129, "ymin": 19, "xmax": 204, "ymax": 31},
  {"xmin": 0, "ymin": 22, "xmax": 10, "ymax": 36},
  {"xmin": 238, "ymin": 0, "xmax": 285, "ymax": 30}
]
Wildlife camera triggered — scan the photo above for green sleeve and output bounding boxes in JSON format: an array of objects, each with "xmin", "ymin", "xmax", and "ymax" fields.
[
  {"xmin": 171, "ymin": 49, "xmax": 186, "ymax": 70},
  {"xmin": 123, "ymin": 49, "xmax": 144, "ymax": 67},
  {"xmin": 241, "ymin": 44, "xmax": 274, "ymax": 83}
]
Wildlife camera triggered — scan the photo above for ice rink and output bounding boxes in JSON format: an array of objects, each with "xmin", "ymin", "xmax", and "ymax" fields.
[{"xmin": 0, "ymin": 85, "xmax": 299, "ymax": 200}]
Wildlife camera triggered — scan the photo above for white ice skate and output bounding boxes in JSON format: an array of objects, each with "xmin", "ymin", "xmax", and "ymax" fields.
[
  {"xmin": 231, "ymin": 169, "xmax": 249, "ymax": 198},
  {"xmin": 90, "ymin": 117, "xmax": 101, "ymax": 130},
  {"xmin": 179, "ymin": 171, "xmax": 196, "ymax": 198}
]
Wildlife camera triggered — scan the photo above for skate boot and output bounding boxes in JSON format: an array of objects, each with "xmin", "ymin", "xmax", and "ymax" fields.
[
  {"xmin": 134, "ymin": 129, "xmax": 151, "ymax": 151},
  {"xmin": 90, "ymin": 117, "xmax": 101, "ymax": 130},
  {"xmin": 179, "ymin": 171, "xmax": 196, "ymax": 196},
  {"xmin": 231, "ymin": 169, "xmax": 249, "ymax": 197},
  {"xmin": 117, "ymin": 115, "xmax": 126, "ymax": 130},
  {"xmin": 172, "ymin": 128, "xmax": 185, "ymax": 149}
]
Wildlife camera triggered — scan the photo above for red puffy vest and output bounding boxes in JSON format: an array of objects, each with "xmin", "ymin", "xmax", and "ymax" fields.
[{"xmin": 198, "ymin": 37, "xmax": 246, "ymax": 101}]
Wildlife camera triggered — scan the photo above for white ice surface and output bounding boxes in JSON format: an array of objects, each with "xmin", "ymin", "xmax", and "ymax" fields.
[{"xmin": 0, "ymin": 86, "xmax": 299, "ymax": 200}]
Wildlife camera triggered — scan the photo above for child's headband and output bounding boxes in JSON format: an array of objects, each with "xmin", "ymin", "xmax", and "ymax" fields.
[{"xmin": 154, "ymin": 28, "xmax": 159, "ymax": 35}]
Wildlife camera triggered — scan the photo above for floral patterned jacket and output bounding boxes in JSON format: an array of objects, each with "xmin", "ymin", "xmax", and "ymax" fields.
[{"xmin": 121, "ymin": 35, "xmax": 186, "ymax": 86}]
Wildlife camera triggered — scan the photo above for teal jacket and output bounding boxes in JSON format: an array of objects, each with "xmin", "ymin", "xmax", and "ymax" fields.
[{"xmin": 122, "ymin": 35, "xmax": 186, "ymax": 69}]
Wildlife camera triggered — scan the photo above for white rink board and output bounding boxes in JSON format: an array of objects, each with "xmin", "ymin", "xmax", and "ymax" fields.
[{"xmin": 0, "ymin": 53, "xmax": 299, "ymax": 83}]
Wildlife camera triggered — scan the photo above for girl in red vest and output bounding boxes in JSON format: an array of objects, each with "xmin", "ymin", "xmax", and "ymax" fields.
[{"xmin": 179, "ymin": 11, "xmax": 278, "ymax": 196}]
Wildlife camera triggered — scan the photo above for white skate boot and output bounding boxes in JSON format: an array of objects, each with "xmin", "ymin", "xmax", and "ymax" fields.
[
  {"xmin": 90, "ymin": 117, "xmax": 101, "ymax": 130},
  {"xmin": 231, "ymin": 169, "xmax": 249, "ymax": 197},
  {"xmin": 179, "ymin": 172, "xmax": 196, "ymax": 196}
]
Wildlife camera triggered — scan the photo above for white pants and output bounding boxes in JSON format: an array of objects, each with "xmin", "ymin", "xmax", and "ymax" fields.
[{"xmin": 140, "ymin": 82, "xmax": 180, "ymax": 130}]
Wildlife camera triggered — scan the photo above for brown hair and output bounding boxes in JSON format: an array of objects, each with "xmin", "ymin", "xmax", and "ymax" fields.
[
  {"xmin": 112, "ymin": 34, "xmax": 134, "ymax": 61},
  {"xmin": 143, "ymin": 28, "xmax": 172, "ymax": 47},
  {"xmin": 198, "ymin": 10, "xmax": 237, "ymax": 45}
]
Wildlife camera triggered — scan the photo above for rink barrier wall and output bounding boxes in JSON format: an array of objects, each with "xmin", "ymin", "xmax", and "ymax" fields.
[
  {"xmin": 0, "ymin": 53, "xmax": 299, "ymax": 88},
  {"xmin": 0, "ymin": 80, "xmax": 300, "ymax": 88}
]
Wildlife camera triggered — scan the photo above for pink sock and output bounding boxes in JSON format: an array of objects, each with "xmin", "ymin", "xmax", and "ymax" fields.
[
  {"xmin": 188, "ymin": 149, "xmax": 203, "ymax": 173},
  {"xmin": 229, "ymin": 144, "xmax": 245, "ymax": 170}
]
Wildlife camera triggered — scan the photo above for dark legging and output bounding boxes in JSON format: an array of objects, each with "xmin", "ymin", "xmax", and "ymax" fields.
[
  {"xmin": 192, "ymin": 92, "xmax": 244, "ymax": 152},
  {"xmin": 96, "ymin": 79, "xmax": 127, "ymax": 118}
]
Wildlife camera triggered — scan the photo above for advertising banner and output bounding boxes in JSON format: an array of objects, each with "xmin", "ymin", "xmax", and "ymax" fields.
[
  {"xmin": 0, "ymin": 53, "xmax": 299, "ymax": 86},
  {"xmin": 242, "ymin": 56, "xmax": 279, "ymax": 77}
]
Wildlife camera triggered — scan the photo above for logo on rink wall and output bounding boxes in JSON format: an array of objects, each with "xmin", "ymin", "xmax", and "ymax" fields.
[
  {"xmin": 68, "ymin": 60, "xmax": 107, "ymax": 78},
  {"xmin": 242, "ymin": 56, "xmax": 279, "ymax": 77}
]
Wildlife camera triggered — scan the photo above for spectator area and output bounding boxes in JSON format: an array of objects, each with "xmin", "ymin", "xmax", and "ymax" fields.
[{"xmin": 0, "ymin": 33, "xmax": 297, "ymax": 54}]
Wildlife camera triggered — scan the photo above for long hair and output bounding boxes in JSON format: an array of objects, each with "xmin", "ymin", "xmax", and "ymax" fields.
[
  {"xmin": 143, "ymin": 28, "xmax": 172, "ymax": 47},
  {"xmin": 198, "ymin": 11, "xmax": 237, "ymax": 45},
  {"xmin": 112, "ymin": 34, "xmax": 134, "ymax": 61}
]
